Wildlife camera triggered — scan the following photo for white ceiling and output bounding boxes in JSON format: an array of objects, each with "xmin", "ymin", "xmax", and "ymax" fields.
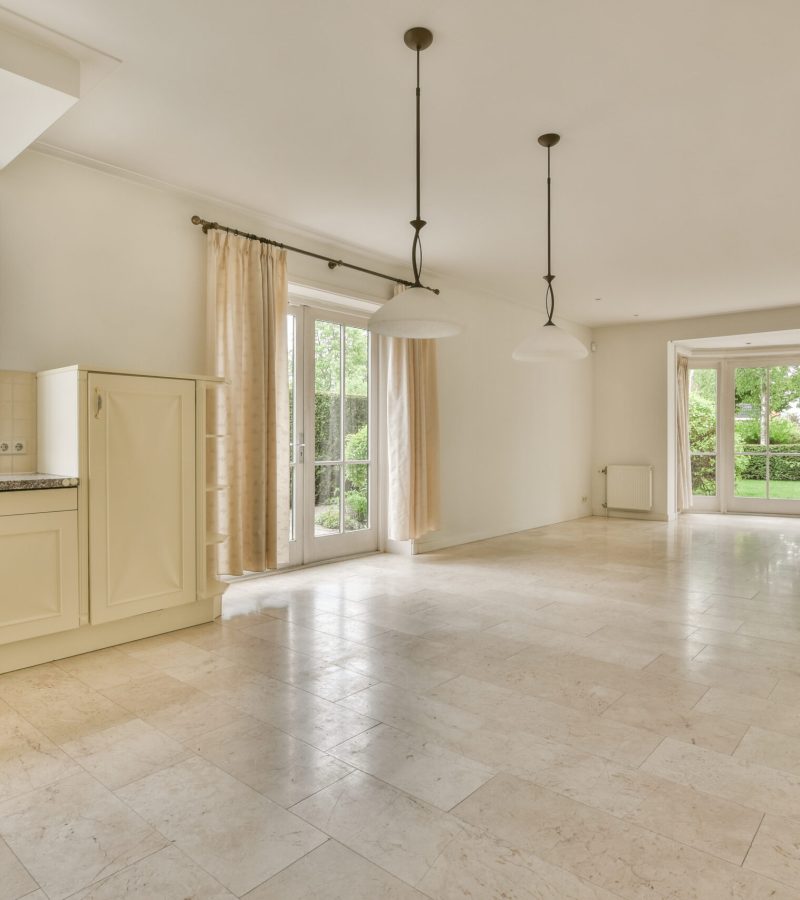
[{"xmin": 6, "ymin": 0, "xmax": 800, "ymax": 326}]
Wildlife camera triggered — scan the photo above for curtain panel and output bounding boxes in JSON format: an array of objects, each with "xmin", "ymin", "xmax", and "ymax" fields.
[
  {"xmin": 382, "ymin": 297, "xmax": 442, "ymax": 541},
  {"xmin": 206, "ymin": 230, "xmax": 289, "ymax": 573}
]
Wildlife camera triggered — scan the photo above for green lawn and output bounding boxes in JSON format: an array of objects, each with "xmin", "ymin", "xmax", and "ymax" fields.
[{"xmin": 735, "ymin": 479, "xmax": 800, "ymax": 500}]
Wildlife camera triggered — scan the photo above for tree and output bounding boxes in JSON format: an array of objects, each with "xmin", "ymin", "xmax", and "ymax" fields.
[{"xmin": 735, "ymin": 365, "xmax": 800, "ymax": 446}]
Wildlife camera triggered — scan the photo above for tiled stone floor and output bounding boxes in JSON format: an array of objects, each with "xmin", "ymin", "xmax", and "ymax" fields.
[{"xmin": 3, "ymin": 514, "xmax": 800, "ymax": 898}]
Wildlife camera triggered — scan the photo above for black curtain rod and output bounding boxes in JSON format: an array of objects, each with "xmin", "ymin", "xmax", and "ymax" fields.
[{"xmin": 190, "ymin": 216, "xmax": 440, "ymax": 295}]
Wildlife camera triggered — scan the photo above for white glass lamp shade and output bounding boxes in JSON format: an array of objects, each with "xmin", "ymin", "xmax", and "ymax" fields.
[
  {"xmin": 512, "ymin": 323, "xmax": 588, "ymax": 362},
  {"xmin": 368, "ymin": 286, "xmax": 461, "ymax": 338}
]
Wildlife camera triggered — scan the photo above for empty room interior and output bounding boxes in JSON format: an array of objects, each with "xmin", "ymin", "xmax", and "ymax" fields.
[{"xmin": 3, "ymin": 2, "xmax": 800, "ymax": 898}]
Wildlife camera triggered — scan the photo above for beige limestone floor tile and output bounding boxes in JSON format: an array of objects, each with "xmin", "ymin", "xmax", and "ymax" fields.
[
  {"xmin": 208, "ymin": 640, "xmax": 379, "ymax": 701},
  {"xmin": 643, "ymin": 654, "xmax": 778, "ymax": 698},
  {"xmin": 361, "ymin": 630, "xmax": 450, "ymax": 660},
  {"xmin": 642, "ymin": 737, "xmax": 800, "ymax": 817},
  {"xmin": 443, "ymin": 725, "xmax": 760, "ymax": 864},
  {"xmin": 143, "ymin": 691, "xmax": 248, "ymax": 743},
  {"xmin": 243, "ymin": 618, "xmax": 369, "ymax": 660},
  {"xmin": 587, "ymin": 624, "xmax": 707, "ymax": 660},
  {"xmin": 117, "ymin": 635, "xmax": 219, "ymax": 669},
  {"xmin": 329, "ymin": 723, "xmax": 494, "ymax": 810},
  {"xmin": 244, "ymin": 839, "xmax": 430, "ymax": 899},
  {"xmin": 117, "ymin": 756, "xmax": 326, "ymax": 896},
  {"xmin": 331, "ymin": 647, "xmax": 458, "ymax": 692},
  {"xmin": 733, "ymin": 726, "xmax": 800, "ymax": 775},
  {"xmin": 0, "ymin": 704, "xmax": 81, "ymax": 802},
  {"xmin": 417, "ymin": 829, "xmax": 626, "ymax": 900},
  {"xmin": 54, "ymin": 648, "xmax": 157, "ymax": 690},
  {"xmin": 69, "ymin": 845, "xmax": 237, "ymax": 899},
  {"xmin": 162, "ymin": 654, "xmax": 239, "ymax": 684},
  {"xmin": 208, "ymin": 671, "xmax": 378, "ymax": 749},
  {"xmin": 494, "ymin": 602, "xmax": 614, "ymax": 637},
  {"xmin": 695, "ymin": 687, "xmax": 800, "ymax": 738},
  {"xmin": 486, "ymin": 621, "xmax": 661, "ymax": 668},
  {"xmin": 508, "ymin": 649, "xmax": 710, "ymax": 709},
  {"xmin": 421, "ymin": 625, "xmax": 530, "ymax": 660},
  {"xmin": 452, "ymin": 773, "xmax": 795, "ymax": 900},
  {"xmin": 738, "ymin": 620, "xmax": 800, "ymax": 644},
  {"xmin": 0, "ymin": 835, "xmax": 38, "ymax": 900},
  {"xmin": 601, "ymin": 694, "xmax": 748, "ymax": 754},
  {"xmin": 189, "ymin": 717, "xmax": 352, "ymax": 807},
  {"xmin": 338, "ymin": 681, "xmax": 485, "ymax": 748},
  {"xmin": 292, "ymin": 770, "xmax": 469, "ymax": 887},
  {"xmin": 0, "ymin": 771, "xmax": 166, "ymax": 900},
  {"xmin": 305, "ymin": 611, "xmax": 391, "ymax": 642},
  {"xmin": 429, "ymin": 674, "xmax": 662, "ymax": 766},
  {"xmin": 770, "ymin": 673, "xmax": 800, "ymax": 705},
  {"xmin": 0, "ymin": 665, "xmax": 133, "ymax": 745},
  {"xmin": 100, "ymin": 672, "xmax": 200, "ymax": 715},
  {"xmin": 744, "ymin": 814, "xmax": 800, "ymax": 889},
  {"xmin": 691, "ymin": 629, "xmax": 800, "ymax": 668},
  {"xmin": 60, "ymin": 718, "xmax": 192, "ymax": 789}
]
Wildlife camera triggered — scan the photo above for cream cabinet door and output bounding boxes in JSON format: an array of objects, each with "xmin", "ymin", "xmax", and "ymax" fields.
[
  {"xmin": 0, "ymin": 510, "xmax": 79, "ymax": 644},
  {"xmin": 89, "ymin": 373, "xmax": 196, "ymax": 623}
]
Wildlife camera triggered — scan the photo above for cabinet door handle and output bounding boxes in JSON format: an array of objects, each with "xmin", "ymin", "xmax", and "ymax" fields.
[{"xmin": 95, "ymin": 391, "xmax": 103, "ymax": 418}]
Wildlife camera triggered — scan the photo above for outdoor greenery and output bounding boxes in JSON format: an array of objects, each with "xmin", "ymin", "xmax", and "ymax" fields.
[
  {"xmin": 689, "ymin": 365, "xmax": 800, "ymax": 497},
  {"xmin": 312, "ymin": 321, "xmax": 370, "ymax": 531}
]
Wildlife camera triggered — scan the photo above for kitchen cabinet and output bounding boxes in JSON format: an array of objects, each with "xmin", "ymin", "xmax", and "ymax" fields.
[
  {"xmin": 0, "ymin": 366, "xmax": 227, "ymax": 674},
  {"xmin": 0, "ymin": 489, "xmax": 79, "ymax": 645}
]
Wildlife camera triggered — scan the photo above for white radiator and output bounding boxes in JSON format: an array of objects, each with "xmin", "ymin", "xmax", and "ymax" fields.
[{"xmin": 606, "ymin": 465, "xmax": 653, "ymax": 511}]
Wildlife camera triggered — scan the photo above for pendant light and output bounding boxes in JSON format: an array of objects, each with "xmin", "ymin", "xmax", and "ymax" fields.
[
  {"xmin": 368, "ymin": 28, "xmax": 460, "ymax": 339},
  {"xmin": 513, "ymin": 134, "xmax": 587, "ymax": 361}
]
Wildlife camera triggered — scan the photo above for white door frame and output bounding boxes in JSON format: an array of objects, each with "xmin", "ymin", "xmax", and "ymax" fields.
[{"xmin": 287, "ymin": 302, "xmax": 380, "ymax": 566}]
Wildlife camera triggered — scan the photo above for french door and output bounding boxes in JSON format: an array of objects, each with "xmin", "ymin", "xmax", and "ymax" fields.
[
  {"xmin": 725, "ymin": 360, "xmax": 800, "ymax": 515},
  {"xmin": 287, "ymin": 305, "xmax": 379, "ymax": 565},
  {"xmin": 686, "ymin": 358, "xmax": 800, "ymax": 515}
]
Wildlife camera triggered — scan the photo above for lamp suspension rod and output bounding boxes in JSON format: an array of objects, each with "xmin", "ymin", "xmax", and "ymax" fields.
[
  {"xmin": 409, "ymin": 42, "xmax": 426, "ymax": 287},
  {"xmin": 546, "ymin": 144, "xmax": 552, "ymax": 279},
  {"xmin": 537, "ymin": 132, "xmax": 561, "ymax": 326},
  {"xmin": 190, "ymin": 215, "xmax": 440, "ymax": 294}
]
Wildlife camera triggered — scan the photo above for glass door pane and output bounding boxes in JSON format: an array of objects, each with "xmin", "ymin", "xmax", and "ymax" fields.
[
  {"xmin": 767, "ymin": 365, "xmax": 800, "ymax": 501},
  {"xmin": 688, "ymin": 368, "xmax": 717, "ymax": 496},
  {"xmin": 734, "ymin": 366, "xmax": 768, "ymax": 498}
]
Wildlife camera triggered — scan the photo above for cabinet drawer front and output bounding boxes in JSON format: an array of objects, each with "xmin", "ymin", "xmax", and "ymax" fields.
[
  {"xmin": 0, "ymin": 489, "xmax": 77, "ymax": 516},
  {"xmin": 0, "ymin": 510, "xmax": 79, "ymax": 644}
]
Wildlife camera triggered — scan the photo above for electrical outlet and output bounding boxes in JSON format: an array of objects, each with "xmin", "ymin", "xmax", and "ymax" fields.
[
  {"xmin": 0, "ymin": 440, "xmax": 10, "ymax": 454},
  {"xmin": 581, "ymin": 495, "xmax": 588, "ymax": 503},
  {"xmin": 12, "ymin": 439, "xmax": 26, "ymax": 455}
]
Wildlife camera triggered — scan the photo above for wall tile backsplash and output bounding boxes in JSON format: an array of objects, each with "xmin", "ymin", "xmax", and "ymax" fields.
[{"xmin": 0, "ymin": 372, "xmax": 37, "ymax": 474}]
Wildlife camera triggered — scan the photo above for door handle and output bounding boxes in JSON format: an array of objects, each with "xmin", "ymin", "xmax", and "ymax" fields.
[
  {"xmin": 95, "ymin": 391, "xmax": 103, "ymax": 418},
  {"xmin": 295, "ymin": 442, "xmax": 305, "ymax": 463}
]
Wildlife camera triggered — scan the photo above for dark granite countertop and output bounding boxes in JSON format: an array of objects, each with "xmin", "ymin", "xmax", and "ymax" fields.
[{"xmin": 0, "ymin": 474, "xmax": 79, "ymax": 492}]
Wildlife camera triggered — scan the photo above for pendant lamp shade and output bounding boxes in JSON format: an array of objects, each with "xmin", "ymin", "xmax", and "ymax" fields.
[
  {"xmin": 369, "ymin": 287, "xmax": 459, "ymax": 338},
  {"xmin": 512, "ymin": 323, "xmax": 588, "ymax": 361},
  {"xmin": 368, "ymin": 27, "xmax": 461, "ymax": 340},
  {"xmin": 514, "ymin": 133, "xmax": 586, "ymax": 362}
]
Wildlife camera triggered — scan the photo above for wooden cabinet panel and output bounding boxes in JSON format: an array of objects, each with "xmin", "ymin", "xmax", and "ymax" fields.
[
  {"xmin": 88, "ymin": 373, "xmax": 196, "ymax": 624},
  {"xmin": 0, "ymin": 510, "xmax": 79, "ymax": 644}
]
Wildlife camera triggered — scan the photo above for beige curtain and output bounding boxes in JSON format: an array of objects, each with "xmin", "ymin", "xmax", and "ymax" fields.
[
  {"xmin": 676, "ymin": 354, "xmax": 693, "ymax": 512},
  {"xmin": 207, "ymin": 230, "xmax": 289, "ymax": 573},
  {"xmin": 382, "ymin": 289, "xmax": 441, "ymax": 541}
]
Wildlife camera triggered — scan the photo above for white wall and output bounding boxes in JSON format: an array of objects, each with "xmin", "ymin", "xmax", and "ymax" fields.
[
  {"xmin": 592, "ymin": 306, "xmax": 800, "ymax": 520},
  {"xmin": 0, "ymin": 149, "xmax": 594, "ymax": 550}
]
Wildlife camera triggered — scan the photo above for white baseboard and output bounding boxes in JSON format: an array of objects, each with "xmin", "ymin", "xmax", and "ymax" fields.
[{"xmin": 412, "ymin": 512, "xmax": 592, "ymax": 555}]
